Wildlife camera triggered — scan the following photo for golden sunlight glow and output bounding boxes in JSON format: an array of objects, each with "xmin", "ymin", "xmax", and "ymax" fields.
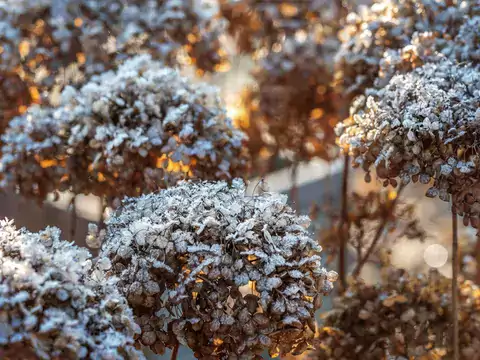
[
  {"xmin": 74, "ymin": 18, "xmax": 83, "ymax": 27},
  {"xmin": 29, "ymin": 87, "xmax": 40, "ymax": 102},
  {"xmin": 388, "ymin": 190, "xmax": 397, "ymax": 201},
  {"xmin": 213, "ymin": 338, "xmax": 224, "ymax": 346},
  {"xmin": 225, "ymin": 94, "xmax": 250, "ymax": 128},
  {"xmin": 279, "ymin": 3, "xmax": 298, "ymax": 17},
  {"xmin": 19, "ymin": 41, "xmax": 30, "ymax": 58},
  {"xmin": 156, "ymin": 154, "xmax": 191, "ymax": 174}
]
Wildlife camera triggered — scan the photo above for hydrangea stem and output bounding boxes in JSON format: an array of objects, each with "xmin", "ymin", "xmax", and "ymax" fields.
[
  {"xmin": 170, "ymin": 342, "xmax": 179, "ymax": 360},
  {"xmin": 475, "ymin": 233, "xmax": 480, "ymax": 285},
  {"xmin": 290, "ymin": 162, "xmax": 299, "ymax": 213},
  {"xmin": 451, "ymin": 210, "xmax": 459, "ymax": 360},
  {"xmin": 69, "ymin": 196, "xmax": 77, "ymax": 242},
  {"xmin": 338, "ymin": 153, "xmax": 350, "ymax": 291}
]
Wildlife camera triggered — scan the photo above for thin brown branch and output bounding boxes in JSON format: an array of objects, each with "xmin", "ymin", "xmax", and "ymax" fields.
[
  {"xmin": 338, "ymin": 153, "xmax": 350, "ymax": 291},
  {"xmin": 290, "ymin": 162, "xmax": 299, "ymax": 213},
  {"xmin": 352, "ymin": 183, "xmax": 405, "ymax": 277},
  {"xmin": 451, "ymin": 210, "xmax": 459, "ymax": 360},
  {"xmin": 69, "ymin": 196, "xmax": 77, "ymax": 242},
  {"xmin": 170, "ymin": 342, "xmax": 179, "ymax": 360},
  {"xmin": 98, "ymin": 196, "xmax": 108, "ymax": 231},
  {"xmin": 476, "ymin": 231, "xmax": 480, "ymax": 285}
]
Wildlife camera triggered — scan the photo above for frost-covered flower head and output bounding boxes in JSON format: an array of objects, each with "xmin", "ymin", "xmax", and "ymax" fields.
[
  {"xmin": 310, "ymin": 267, "xmax": 480, "ymax": 360},
  {"xmin": 335, "ymin": 0, "xmax": 479, "ymax": 100},
  {"xmin": 0, "ymin": 55, "xmax": 249, "ymax": 205},
  {"xmin": 0, "ymin": 219, "xmax": 144, "ymax": 360},
  {"xmin": 449, "ymin": 15, "xmax": 480, "ymax": 64},
  {"xmin": 0, "ymin": 0, "xmax": 228, "ymax": 114},
  {"xmin": 99, "ymin": 180, "xmax": 337, "ymax": 358},
  {"xmin": 336, "ymin": 61, "xmax": 480, "ymax": 225}
]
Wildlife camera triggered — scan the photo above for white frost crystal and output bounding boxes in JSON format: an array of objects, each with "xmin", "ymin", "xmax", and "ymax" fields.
[
  {"xmin": 99, "ymin": 179, "xmax": 335, "ymax": 358},
  {"xmin": 0, "ymin": 55, "xmax": 248, "ymax": 205},
  {"xmin": 0, "ymin": 219, "xmax": 144, "ymax": 360},
  {"xmin": 337, "ymin": 60, "xmax": 480, "ymax": 226}
]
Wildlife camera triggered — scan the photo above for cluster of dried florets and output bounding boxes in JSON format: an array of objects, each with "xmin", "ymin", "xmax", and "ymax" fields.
[
  {"xmin": 335, "ymin": 0, "xmax": 480, "ymax": 101},
  {"xmin": 220, "ymin": 0, "xmax": 340, "ymax": 53},
  {"xmin": 317, "ymin": 190, "xmax": 426, "ymax": 266},
  {"xmin": 0, "ymin": 0, "xmax": 228, "ymax": 118},
  {"xmin": 309, "ymin": 267, "xmax": 480, "ymax": 360},
  {"xmin": 0, "ymin": 219, "xmax": 143, "ymax": 360},
  {"xmin": 249, "ymin": 35, "xmax": 339, "ymax": 163},
  {"xmin": 99, "ymin": 179, "xmax": 337, "ymax": 358},
  {"xmin": 221, "ymin": 0, "xmax": 342, "ymax": 167},
  {"xmin": 336, "ymin": 61, "xmax": 480, "ymax": 225},
  {"xmin": 0, "ymin": 55, "xmax": 248, "ymax": 205}
]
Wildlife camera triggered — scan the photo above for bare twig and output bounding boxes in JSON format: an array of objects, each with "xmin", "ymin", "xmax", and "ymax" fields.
[
  {"xmin": 170, "ymin": 342, "xmax": 179, "ymax": 360},
  {"xmin": 451, "ymin": 210, "xmax": 459, "ymax": 360},
  {"xmin": 476, "ymin": 232, "xmax": 480, "ymax": 285},
  {"xmin": 338, "ymin": 153, "xmax": 350, "ymax": 291},
  {"xmin": 98, "ymin": 196, "xmax": 108, "ymax": 231},
  {"xmin": 69, "ymin": 196, "xmax": 77, "ymax": 242},
  {"xmin": 290, "ymin": 162, "xmax": 299, "ymax": 213},
  {"xmin": 352, "ymin": 184, "xmax": 405, "ymax": 277}
]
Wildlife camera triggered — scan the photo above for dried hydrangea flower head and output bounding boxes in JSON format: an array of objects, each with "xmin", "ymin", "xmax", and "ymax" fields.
[
  {"xmin": 335, "ymin": 0, "xmax": 480, "ymax": 101},
  {"xmin": 99, "ymin": 179, "xmax": 337, "ymax": 358},
  {"xmin": 116, "ymin": 0, "xmax": 229, "ymax": 74},
  {"xmin": 221, "ymin": 0, "xmax": 340, "ymax": 54},
  {"xmin": 449, "ymin": 15, "xmax": 480, "ymax": 64},
  {"xmin": 309, "ymin": 267, "xmax": 480, "ymax": 360},
  {"xmin": 249, "ymin": 34, "xmax": 339, "ymax": 163},
  {"xmin": 0, "ymin": 55, "xmax": 249, "ymax": 205},
  {"xmin": 336, "ymin": 61, "xmax": 480, "ymax": 225},
  {"xmin": 0, "ymin": 0, "xmax": 228, "ymax": 115},
  {"xmin": 0, "ymin": 219, "xmax": 144, "ymax": 360}
]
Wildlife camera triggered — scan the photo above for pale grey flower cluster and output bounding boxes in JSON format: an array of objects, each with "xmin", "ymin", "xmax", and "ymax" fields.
[
  {"xmin": 337, "ymin": 61, "xmax": 480, "ymax": 225},
  {"xmin": 0, "ymin": 0, "xmax": 226, "ymax": 77},
  {"xmin": 335, "ymin": 0, "xmax": 480, "ymax": 100},
  {"xmin": 0, "ymin": 55, "xmax": 248, "ymax": 205},
  {"xmin": 0, "ymin": 218, "xmax": 144, "ymax": 360},
  {"xmin": 99, "ymin": 179, "xmax": 336, "ymax": 358}
]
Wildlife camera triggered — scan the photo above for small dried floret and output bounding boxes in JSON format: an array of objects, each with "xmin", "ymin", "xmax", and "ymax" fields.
[
  {"xmin": 309, "ymin": 267, "xmax": 480, "ymax": 360},
  {"xmin": 335, "ymin": 0, "xmax": 480, "ymax": 101},
  {"xmin": 0, "ymin": 218, "xmax": 143, "ymax": 360},
  {"xmin": 337, "ymin": 61, "xmax": 480, "ymax": 225},
  {"xmin": 99, "ymin": 179, "xmax": 336, "ymax": 359},
  {"xmin": 0, "ymin": 55, "xmax": 249, "ymax": 205}
]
